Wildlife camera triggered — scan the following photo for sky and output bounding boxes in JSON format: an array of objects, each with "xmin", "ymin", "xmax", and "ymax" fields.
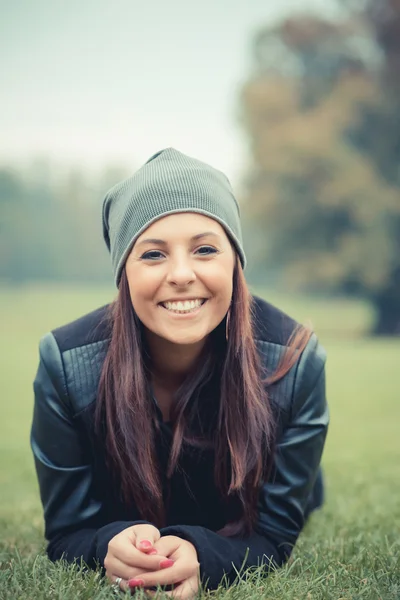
[{"xmin": 1, "ymin": 0, "xmax": 342, "ymax": 184}]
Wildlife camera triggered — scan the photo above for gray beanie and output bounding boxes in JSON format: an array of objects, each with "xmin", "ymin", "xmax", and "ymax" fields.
[{"xmin": 102, "ymin": 148, "xmax": 246, "ymax": 286}]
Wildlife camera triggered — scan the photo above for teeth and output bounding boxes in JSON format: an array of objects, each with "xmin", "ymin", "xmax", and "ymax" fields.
[{"xmin": 163, "ymin": 299, "xmax": 204, "ymax": 312}]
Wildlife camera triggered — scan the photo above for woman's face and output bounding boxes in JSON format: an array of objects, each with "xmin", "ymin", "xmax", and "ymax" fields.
[{"xmin": 125, "ymin": 212, "xmax": 236, "ymax": 346}]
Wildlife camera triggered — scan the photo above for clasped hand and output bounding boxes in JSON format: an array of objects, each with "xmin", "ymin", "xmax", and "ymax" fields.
[{"xmin": 105, "ymin": 524, "xmax": 200, "ymax": 598}]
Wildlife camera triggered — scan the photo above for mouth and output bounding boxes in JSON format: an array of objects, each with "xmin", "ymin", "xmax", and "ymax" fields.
[{"xmin": 158, "ymin": 298, "xmax": 208, "ymax": 314}]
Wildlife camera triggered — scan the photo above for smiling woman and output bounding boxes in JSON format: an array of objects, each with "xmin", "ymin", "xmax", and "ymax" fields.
[
  {"xmin": 126, "ymin": 213, "xmax": 235, "ymax": 348},
  {"xmin": 31, "ymin": 148, "xmax": 329, "ymax": 598}
]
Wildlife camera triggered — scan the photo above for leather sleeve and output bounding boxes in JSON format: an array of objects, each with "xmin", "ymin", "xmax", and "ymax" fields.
[
  {"xmin": 160, "ymin": 334, "xmax": 329, "ymax": 589},
  {"xmin": 256, "ymin": 333, "xmax": 329, "ymax": 554},
  {"xmin": 31, "ymin": 333, "xmax": 147, "ymax": 566}
]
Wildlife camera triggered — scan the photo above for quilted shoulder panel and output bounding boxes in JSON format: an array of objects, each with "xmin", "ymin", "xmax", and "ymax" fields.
[
  {"xmin": 256, "ymin": 339, "xmax": 296, "ymax": 415},
  {"xmin": 62, "ymin": 339, "xmax": 109, "ymax": 414}
]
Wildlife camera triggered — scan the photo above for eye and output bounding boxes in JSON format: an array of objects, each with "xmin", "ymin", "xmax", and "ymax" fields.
[
  {"xmin": 140, "ymin": 250, "xmax": 165, "ymax": 260},
  {"xmin": 195, "ymin": 246, "xmax": 218, "ymax": 256}
]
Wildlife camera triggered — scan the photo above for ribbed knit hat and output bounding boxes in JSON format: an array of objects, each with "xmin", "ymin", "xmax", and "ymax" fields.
[{"xmin": 102, "ymin": 148, "xmax": 246, "ymax": 286}]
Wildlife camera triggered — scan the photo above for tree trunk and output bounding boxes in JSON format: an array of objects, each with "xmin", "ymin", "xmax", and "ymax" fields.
[{"xmin": 372, "ymin": 290, "xmax": 400, "ymax": 336}]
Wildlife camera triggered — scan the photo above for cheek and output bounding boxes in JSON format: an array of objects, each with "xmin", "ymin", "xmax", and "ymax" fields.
[
  {"xmin": 208, "ymin": 274, "xmax": 232, "ymax": 300},
  {"xmin": 126, "ymin": 267, "xmax": 160, "ymax": 312},
  {"xmin": 202, "ymin": 260, "xmax": 234, "ymax": 298}
]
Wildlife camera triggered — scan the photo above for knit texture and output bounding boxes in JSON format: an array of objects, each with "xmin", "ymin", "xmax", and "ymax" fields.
[{"xmin": 102, "ymin": 148, "xmax": 246, "ymax": 286}]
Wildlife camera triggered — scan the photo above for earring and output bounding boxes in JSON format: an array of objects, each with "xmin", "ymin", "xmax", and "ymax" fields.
[{"xmin": 225, "ymin": 309, "xmax": 231, "ymax": 341}]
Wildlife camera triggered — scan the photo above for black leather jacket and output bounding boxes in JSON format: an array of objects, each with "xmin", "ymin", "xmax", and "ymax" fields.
[{"xmin": 31, "ymin": 295, "xmax": 329, "ymax": 590}]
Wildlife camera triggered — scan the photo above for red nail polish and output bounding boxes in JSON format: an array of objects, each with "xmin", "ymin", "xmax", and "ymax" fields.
[
  {"xmin": 139, "ymin": 540, "xmax": 153, "ymax": 548},
  {"xmin": 128, "ymin": 578, "xmax": 145, "ymax": 587},
  {"xmin": 160, "ymin": 559, "xmax": 174, "ymax": 568},
  {"xmin": 148, "ymin": 548, "xmax": 158, "ymax": 555}
]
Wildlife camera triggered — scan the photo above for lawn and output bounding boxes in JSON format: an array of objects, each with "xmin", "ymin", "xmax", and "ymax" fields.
[{"xmin": 0, "ymin": 285, "xmax": 399, "ymax": 599}]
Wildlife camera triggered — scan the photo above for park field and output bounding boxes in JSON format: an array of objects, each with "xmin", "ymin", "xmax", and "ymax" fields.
[{"xmin": 0, "ymin": 285, "xmax": 399, "ymax": 599}]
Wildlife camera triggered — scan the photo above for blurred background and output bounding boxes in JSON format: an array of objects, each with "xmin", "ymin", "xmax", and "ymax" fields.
[
  {"xmin": 1, "ymin": 0, "xmax": 399, "ymax": 582},
  {"xmin": 1, "ymin": 0, "xmax": 400, "ymax": 336}
]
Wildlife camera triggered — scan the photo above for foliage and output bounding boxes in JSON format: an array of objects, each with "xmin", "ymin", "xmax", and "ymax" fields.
[
  {"xmin": 1, "ymin": 286, "xmax": 399, "ymax": 598},
  {"xmin": 0, "ymin": 164, "xmax": 129, "ymax": 284},
  {"xmin": 240, "ymin": 3, "xmax": 400, "ymax": 334}
]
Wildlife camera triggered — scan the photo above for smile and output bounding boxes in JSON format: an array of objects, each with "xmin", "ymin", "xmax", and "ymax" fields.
[{"xmin": 159, "ymin": 298, "xmax": 207, "ymax": 314}]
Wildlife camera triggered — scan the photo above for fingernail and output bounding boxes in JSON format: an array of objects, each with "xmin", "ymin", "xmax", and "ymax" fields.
[
  {"xmin": 148, "ymin": 548, "xmax": 158, "ymax": 555},
  {"xmin": 128, "ymin": 578, "xmax": 145, "ymax": 587},
  {"xmin": 160, "ymin": 559, "xmax": 174, "ymax": 568},
  {"xmin": 139, "ymin": 540, "xmax": 153, "ymax": 549}
]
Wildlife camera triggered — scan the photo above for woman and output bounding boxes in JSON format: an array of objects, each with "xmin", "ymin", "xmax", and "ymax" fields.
[{"xmin": 31, "ymin": 148, "xmax": 329, "ymax": 598}]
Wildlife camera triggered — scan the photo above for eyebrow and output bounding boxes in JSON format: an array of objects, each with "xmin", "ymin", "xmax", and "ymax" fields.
[{"xmin": 136, "ymin": 232, "xmax": 221, "ymax": 247}]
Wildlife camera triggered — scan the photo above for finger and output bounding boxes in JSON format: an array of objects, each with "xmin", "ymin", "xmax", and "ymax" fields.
[
  {"xmin": 168, "ymin": 576, "xmax": 200, "ymax": 600},
  {"xmin": 146, "ymin": 576, "xmax": 199, "ymax": 600},
  {"xmin": 151, "ymin": 536, "xmax": 181, "ymax": 558},
  {"xmin": 128, "ymin": 562, "xmax": 193, "ymax": 589},
  {"xmin": 108, "ymin": 556, "xmax": 175, "ymax": 580},
  {"xmin": 114, "ymin": 546, "xmax": 170, "ymax": 570},
  {"xmin": 106, "ymin": 557, "xmax": 150, "ymax": 581},
  {"xmin": 134, "ymin": 524, "xmax": 161, "ymax": 553},
  {"xmin": 109, "ymin": 574, "xmax": 130, "ymax": 594}
]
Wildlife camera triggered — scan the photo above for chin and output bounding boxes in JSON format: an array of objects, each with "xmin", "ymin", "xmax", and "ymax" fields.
[
  {"xmin": 162, "ymin": 330, "xmax": 209, "ymax": 346},
  {"xmin": 169, "ymin": 335, "xmax": 206, "ymax": 346}
]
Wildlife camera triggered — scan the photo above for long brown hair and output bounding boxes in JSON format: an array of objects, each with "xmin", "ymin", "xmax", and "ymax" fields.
[{"xmin": 95, "ymin": 262, "xmax": 312, "ymax": 535}]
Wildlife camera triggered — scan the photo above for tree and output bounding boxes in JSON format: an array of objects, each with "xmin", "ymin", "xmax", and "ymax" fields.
[
  {"xmin": 0, "ymin": 164, "xmax": 122, "ymax": 284},
  {"xmin": 240, "ymin": 10, "xmax": 400, "ymax": 335}
]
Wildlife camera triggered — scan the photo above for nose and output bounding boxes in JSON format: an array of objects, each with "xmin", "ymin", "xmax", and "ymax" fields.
[{"xmin": 166, "ymin": 256, "xmax": 196, "ymax": 286}]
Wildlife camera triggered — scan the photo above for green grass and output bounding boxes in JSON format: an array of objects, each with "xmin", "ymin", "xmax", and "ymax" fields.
[{"xmin": 0, "ymin": 284, "xmax": 399, "ymax": 599}]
